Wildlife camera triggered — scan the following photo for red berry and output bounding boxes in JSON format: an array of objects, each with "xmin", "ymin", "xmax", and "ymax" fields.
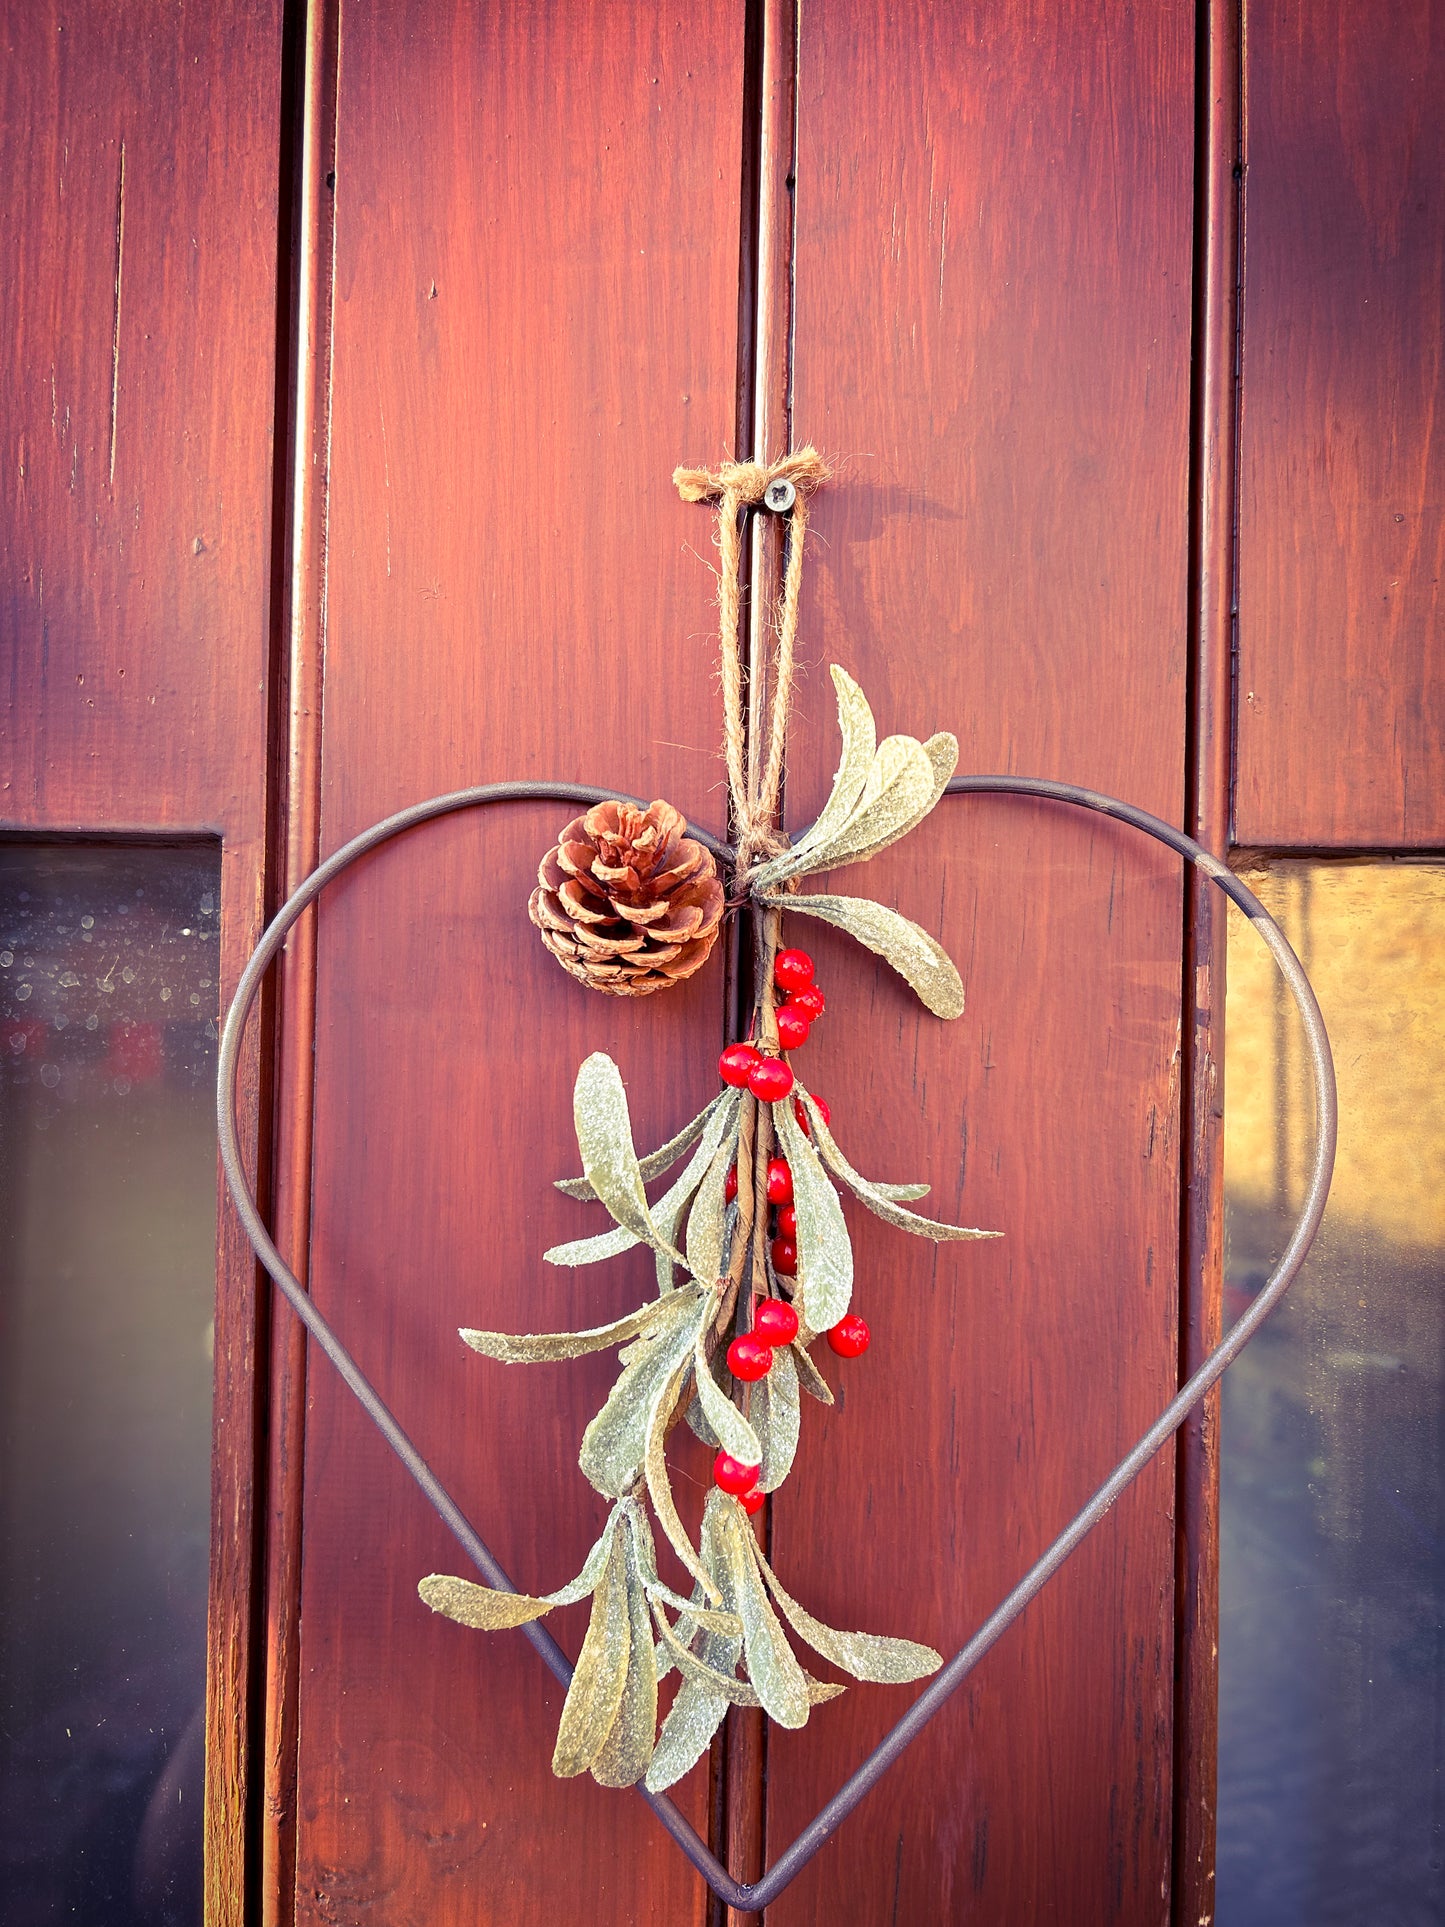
[
  {"xmin": 727, "ymin": 1334, "xmax": 773, "ymax": 1382},
  {"xmin": 754, "ymin": 1299, "xmax": 799, "ymax": 1346},
  {"xmin": 775, "ymin": 1004, "xmax": 811, "ymax": 1050},
  {"xmin": 719, "ymin": 1042, "xmax": 761, "ymax": 1087},
  {"xmin": 827, "ymin": 1314, "xmax": 871, "ymax": 1358},
  {"xmin": 713, "ymin": 1449, "xmax": 760, "ymax": 1495},
  {"xmin": 776, "ymin": 1203, "xmax": 797, "ymax": 1238},
  {"xmin": 724, "ymin": 1165, "xmax": 738, "ymax": 1203},
  {"xmin": 794, "ymin": 1092, "xmax": 831, "ymax": 1136},
  {"xmin": 765, "ymin": 1157, "xmax": 793, "ymax": 1205},
  {"xmin": 770, "ymin": 1236, "xmax": 798, "ymax": 1277},
  {"xmin": 790, "ymin": 984, "xmax": 826, "ymax": 1020},
  {"xmin": 774, "ymin": 948, "xmax": 815, "ymax": 992},
  {"xmin": 740, "ymin": 1488, "xmax": 766, "ymax": 1515},
  {"xmin": 747, "ymin": 1056, "xmax": 794, "ymax": 1102}
]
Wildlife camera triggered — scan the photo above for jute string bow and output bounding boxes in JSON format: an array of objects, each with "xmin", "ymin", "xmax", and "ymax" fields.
[{"xmin": 674, "ymin": 448, "xmax": 831, "ymax": 880}]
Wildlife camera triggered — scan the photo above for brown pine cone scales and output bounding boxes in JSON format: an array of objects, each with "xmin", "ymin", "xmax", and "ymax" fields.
[{"xmin": 529, "ymin": 799, "xmax": 725, "ymax": 996}]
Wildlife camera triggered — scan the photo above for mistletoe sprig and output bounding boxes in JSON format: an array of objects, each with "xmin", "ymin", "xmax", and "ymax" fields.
[{"xmin": 420, "ymin": 664, "xmax": 998, "ymax": 1792}]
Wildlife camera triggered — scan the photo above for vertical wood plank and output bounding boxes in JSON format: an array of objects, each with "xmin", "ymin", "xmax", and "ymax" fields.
[
  {"xmin": 292, "ymin": 4, "xmax": 747, "ymax": 1920},
  {"xmin": 262, "ymin": 4, "xmax": 340, "ymax": 1922},
  {"xmin": 764, "ymin": 4, "xmax": 1194, "ymax": 1920},
  {"xmin": 726, "ymin": 10, "xmax": 798, "ymax": 1909},
  {"xmin": 1174, "ymin": 4, "xmax": 1241, "ymax": 1922},
  {"xmin": 0, "ymin": 8, "xmax": 287, "ymax": 1922},
  {"xmin": 1235, "ymin": 0, "xmax": 1445, "ymax": 848}
]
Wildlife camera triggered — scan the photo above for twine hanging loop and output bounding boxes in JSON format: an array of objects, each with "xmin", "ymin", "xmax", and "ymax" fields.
[{"xmin": 674, "ymin": 448, "xmax": 832, "ymax": 881}]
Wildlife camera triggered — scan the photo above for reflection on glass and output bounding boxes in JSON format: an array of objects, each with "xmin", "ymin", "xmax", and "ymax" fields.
[
  {"xmin": 0, "ymin": 844, "xmax": 219, "ymax": 1927},
  {"xmin": 1219, "ymin": 861, "xmax": 1445, "ymax": 1924}
]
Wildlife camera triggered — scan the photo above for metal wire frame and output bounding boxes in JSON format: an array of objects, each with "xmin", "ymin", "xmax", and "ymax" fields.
[{"xmin": 217, "ymin": 775, "xmax": 1337, "ymax": 1913}]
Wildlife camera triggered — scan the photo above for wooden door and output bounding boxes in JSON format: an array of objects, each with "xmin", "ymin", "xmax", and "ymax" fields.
[
  {"xmin": 11, "ymin": 2, "xmax": 1444, "ymax": 1922},
  {"xmin": 277, "ymin": 3, "xmax": 1198, "ymax": 1922},
  {"xmin": 32, "ymin": 1, "xmax": 1426, "ymax": 1921}
]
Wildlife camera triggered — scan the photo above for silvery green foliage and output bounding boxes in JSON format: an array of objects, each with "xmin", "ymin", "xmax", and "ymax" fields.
[{"xmin": 420, "ymin": 670, "xmax": 999, "ymax": 1788}]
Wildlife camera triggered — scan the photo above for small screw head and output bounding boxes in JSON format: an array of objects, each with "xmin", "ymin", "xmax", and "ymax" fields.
[{"xmin": 764, "ymin": 477, "xmax": 796, "ymax": 514}]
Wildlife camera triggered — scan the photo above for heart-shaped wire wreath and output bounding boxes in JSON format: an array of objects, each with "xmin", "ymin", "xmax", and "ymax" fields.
[{"xmin": 218, "ymin": 455, "xmax": 1336, "ymax": 1911}]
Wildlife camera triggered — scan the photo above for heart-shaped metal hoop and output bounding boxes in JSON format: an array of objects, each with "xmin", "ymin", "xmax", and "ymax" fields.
[{"xmin": 218, "ymin": 775, "xmax": 1336, "ymax": 1912}]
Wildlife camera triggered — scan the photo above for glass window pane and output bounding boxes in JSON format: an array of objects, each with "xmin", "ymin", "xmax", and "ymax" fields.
[
  {"xmin": 0, "ymin": 843, "xmax": 220, "ymax": 1927},
  {"xmin": 1220, "ymin": 860, "xmax": 1445, "ymax": 1924}
]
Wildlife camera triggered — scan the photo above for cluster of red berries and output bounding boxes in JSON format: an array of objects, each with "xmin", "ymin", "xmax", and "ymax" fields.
[
  {"xmin": 709, "ymin": 947, "xmax": 874, "ymax": 1508},
  {"xmin": 713, "ymin": 1449, "xmax": 766, "ymax": 1514},
  {"xmin": 724, "ymin": 1294, "xmax": 799, "ymax": 1386},
  {"xmin": 716, "ymin": 948, "xmax": 827, "ymax": 1103}
]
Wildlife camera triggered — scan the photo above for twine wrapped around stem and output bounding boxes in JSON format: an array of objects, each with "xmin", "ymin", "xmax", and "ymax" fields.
[{"xmin": 674, "ymin": 449, "xmax": 831, "ymax": 880}]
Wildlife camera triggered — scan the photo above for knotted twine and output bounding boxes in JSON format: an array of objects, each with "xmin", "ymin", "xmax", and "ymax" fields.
[{"xmin": 674, "ymin": 448, "xmax": 831, "ymax": 882}]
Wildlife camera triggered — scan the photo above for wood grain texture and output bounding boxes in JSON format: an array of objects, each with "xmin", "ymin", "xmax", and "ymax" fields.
[
  {"xmin": 0, "ymin": 8, "xmax": 286, "ymax": 1921},
  {"xmin": 763, "ymin": 4, "xmax": 1194, "ymax": 1920},
  {"xmin": 1235, "ymin": 0, "xmax": 1445, "ymax": 847},
  {"xmin": 263, "ymin": 4, "xmax": 340, "ymax": 1922},
  {"xmin": 1174, "ymin": 4, "xmax": 1240, "ymax": 1921},
  {"xmin": 727, "ymin": 12, "xmax": 797, "ymax": 1912},
  {"xmin": 291, "ymin": 4, "xmax": 747, "ymax": 1920}
]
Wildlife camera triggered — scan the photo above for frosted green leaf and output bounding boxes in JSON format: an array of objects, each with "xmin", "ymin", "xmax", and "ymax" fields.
[
  {"xmin": 573, "ymin": 1052, "xmax": 684, "ymax": 1263},
  {"xmin": 645, "ymin": 1491, "xmax": 836, "ymax": 1784},
  {"xmin": 810, "ymin": 730, "xmax": 959, "ymax": 874},
  {"xmin": 555, "ymin": 1092, "xmax": 725, "ymax": 1199},
  {"xmin": 700, "ymin": 1487, "xmax": 733, "ymax": 1580},
  {"xmin": 753, "ymin": 1342, "xmax": 800, "ymax": 1493},
  {"xmin": 590, "ymin": 1552, "xmax": 660, "ymax": 1787},
  {"xmin": 875, "ymin": 1180, "xmax": 931, "ymax": 1201},
  {"xmin": 417, "ymin": 1511, "xmax": 617, "ymax": 1631},
  {"xmin": 644, "ymin": 1657, "xmax": 733, "ymax": 1792},
  {"xmin": 644, "ymin": 1683, "xmax": 728, "ymax": 1793},
  {"xmin": 790, "ymin": 1339, "xmax": 835, "ymax": 1406},
  {"xmin": 579, "ymin": 1289, "xmax": 703, "ymax": 1498},
  {"xmin": 552, "ymin": 1525, "xmax": 634, "ymax": 1778},
  {"xmin": 651, "ymin": 1090, "xmax": 740, "ymax": 1291},
  {"xmin": 643, "ymin": 1347, "xmax": 722, "ymax": 1604},
  {"xmin": 799, "ymin": 1091, "xmax": 998, "ymax": 1243},
  {"xmin": 692, "ymin": 1329, "xmax": 762, "ymax": 1468},
  {"xmin": 924, "ymin": 728, "xmax": 959, "ymax": 798},
  {"xmin": 541, "ymin": 1221, "xmax": 641, "ymax": 1269},
  {"xmin": 683, "ymin": 1133, "xmax": 736, "ymax": 1287},
  {"xmin": 645, "ymin": 1585, "xmax": 740, "ymax": 1638},
  {"xmin": 773, "ymin": 1101, "xmax": 853, "ymax": 1333},
  {"xmin": 651, "ymin": 1490, "xmax": 734, "ymax": 1676},
  {"xmin": 417, "ymin": 1574, "xmax": 557, "ymax": 1632},
  {"xmin": 782, "ymin": 893, "xmax": 965, "ymax": 1020},
  {"xmin": 644, "ymin": 1504, "xmax": 742, "ymax": 1791},
  {"xmin": 683, "ymin": 1330, "xmax": 735, "ymax": 1445},
  {"xmin": 644, "ymin": 1602, "xmax": 844, "ymax": 1788},
  {"xmin": 623, "ymin": 1499, "xmax": 697, "ymax": 1668},
  {"xmin": 649, "ymin": 1600, "xmax": 761, "ymax": 1708},
  {"xmin": 460, "ymin": 1297, "xmax": 673, "ymax": 1363},
  {"xmin": 799, "ymin": 733, "xmax": 938, "ymax": 876},
  {"xmin": 623, "ymin": 1497, "xmax": 658, "ymax": 1574},
  {"xmin": 749, "ymin": 665, "xmax": 877, "ymax": 888},
  {"xmin": 683, "ymin": 1386, "xmax": 718, "ymax": 1447},
  {"xmin": 652, "ymin": 1598, "xmax": 845, "ymax": 1712},
  {"xmin": 750, "ymin": 1538, "xmax": 943, "ymax": 1684},
  {"xmin": 716, "ymin": 1507, "xmax": 810, "ymax": 1729},
  {"xmin": 632, "ymin": 1501, "xmax": 739, "ymax": 1635}
]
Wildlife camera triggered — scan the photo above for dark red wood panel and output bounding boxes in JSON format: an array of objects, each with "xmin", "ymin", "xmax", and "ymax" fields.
[
  {"xmin": 0, "ymin": 6, "xmax": 281, "ymax": 842},
  {"xmin": 0, "ymin": 9, "xmax": 285, "ymax": 1920},
  {"xmin": 1235, "ymin": 0, "xmax": 1445, "ymax": 848},
  {"xmin": 294, "ymin": 4, "xmax": 748, "ymax": 1920},
  {"xmin": 766, "ymin": 4, "xmax": 1194, "ymax": 1920}
]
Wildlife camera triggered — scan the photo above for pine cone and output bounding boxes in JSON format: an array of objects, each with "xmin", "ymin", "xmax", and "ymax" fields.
[{"xmin": 529, "ymin": 800, "xmax": 726, "ymax": 996}]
